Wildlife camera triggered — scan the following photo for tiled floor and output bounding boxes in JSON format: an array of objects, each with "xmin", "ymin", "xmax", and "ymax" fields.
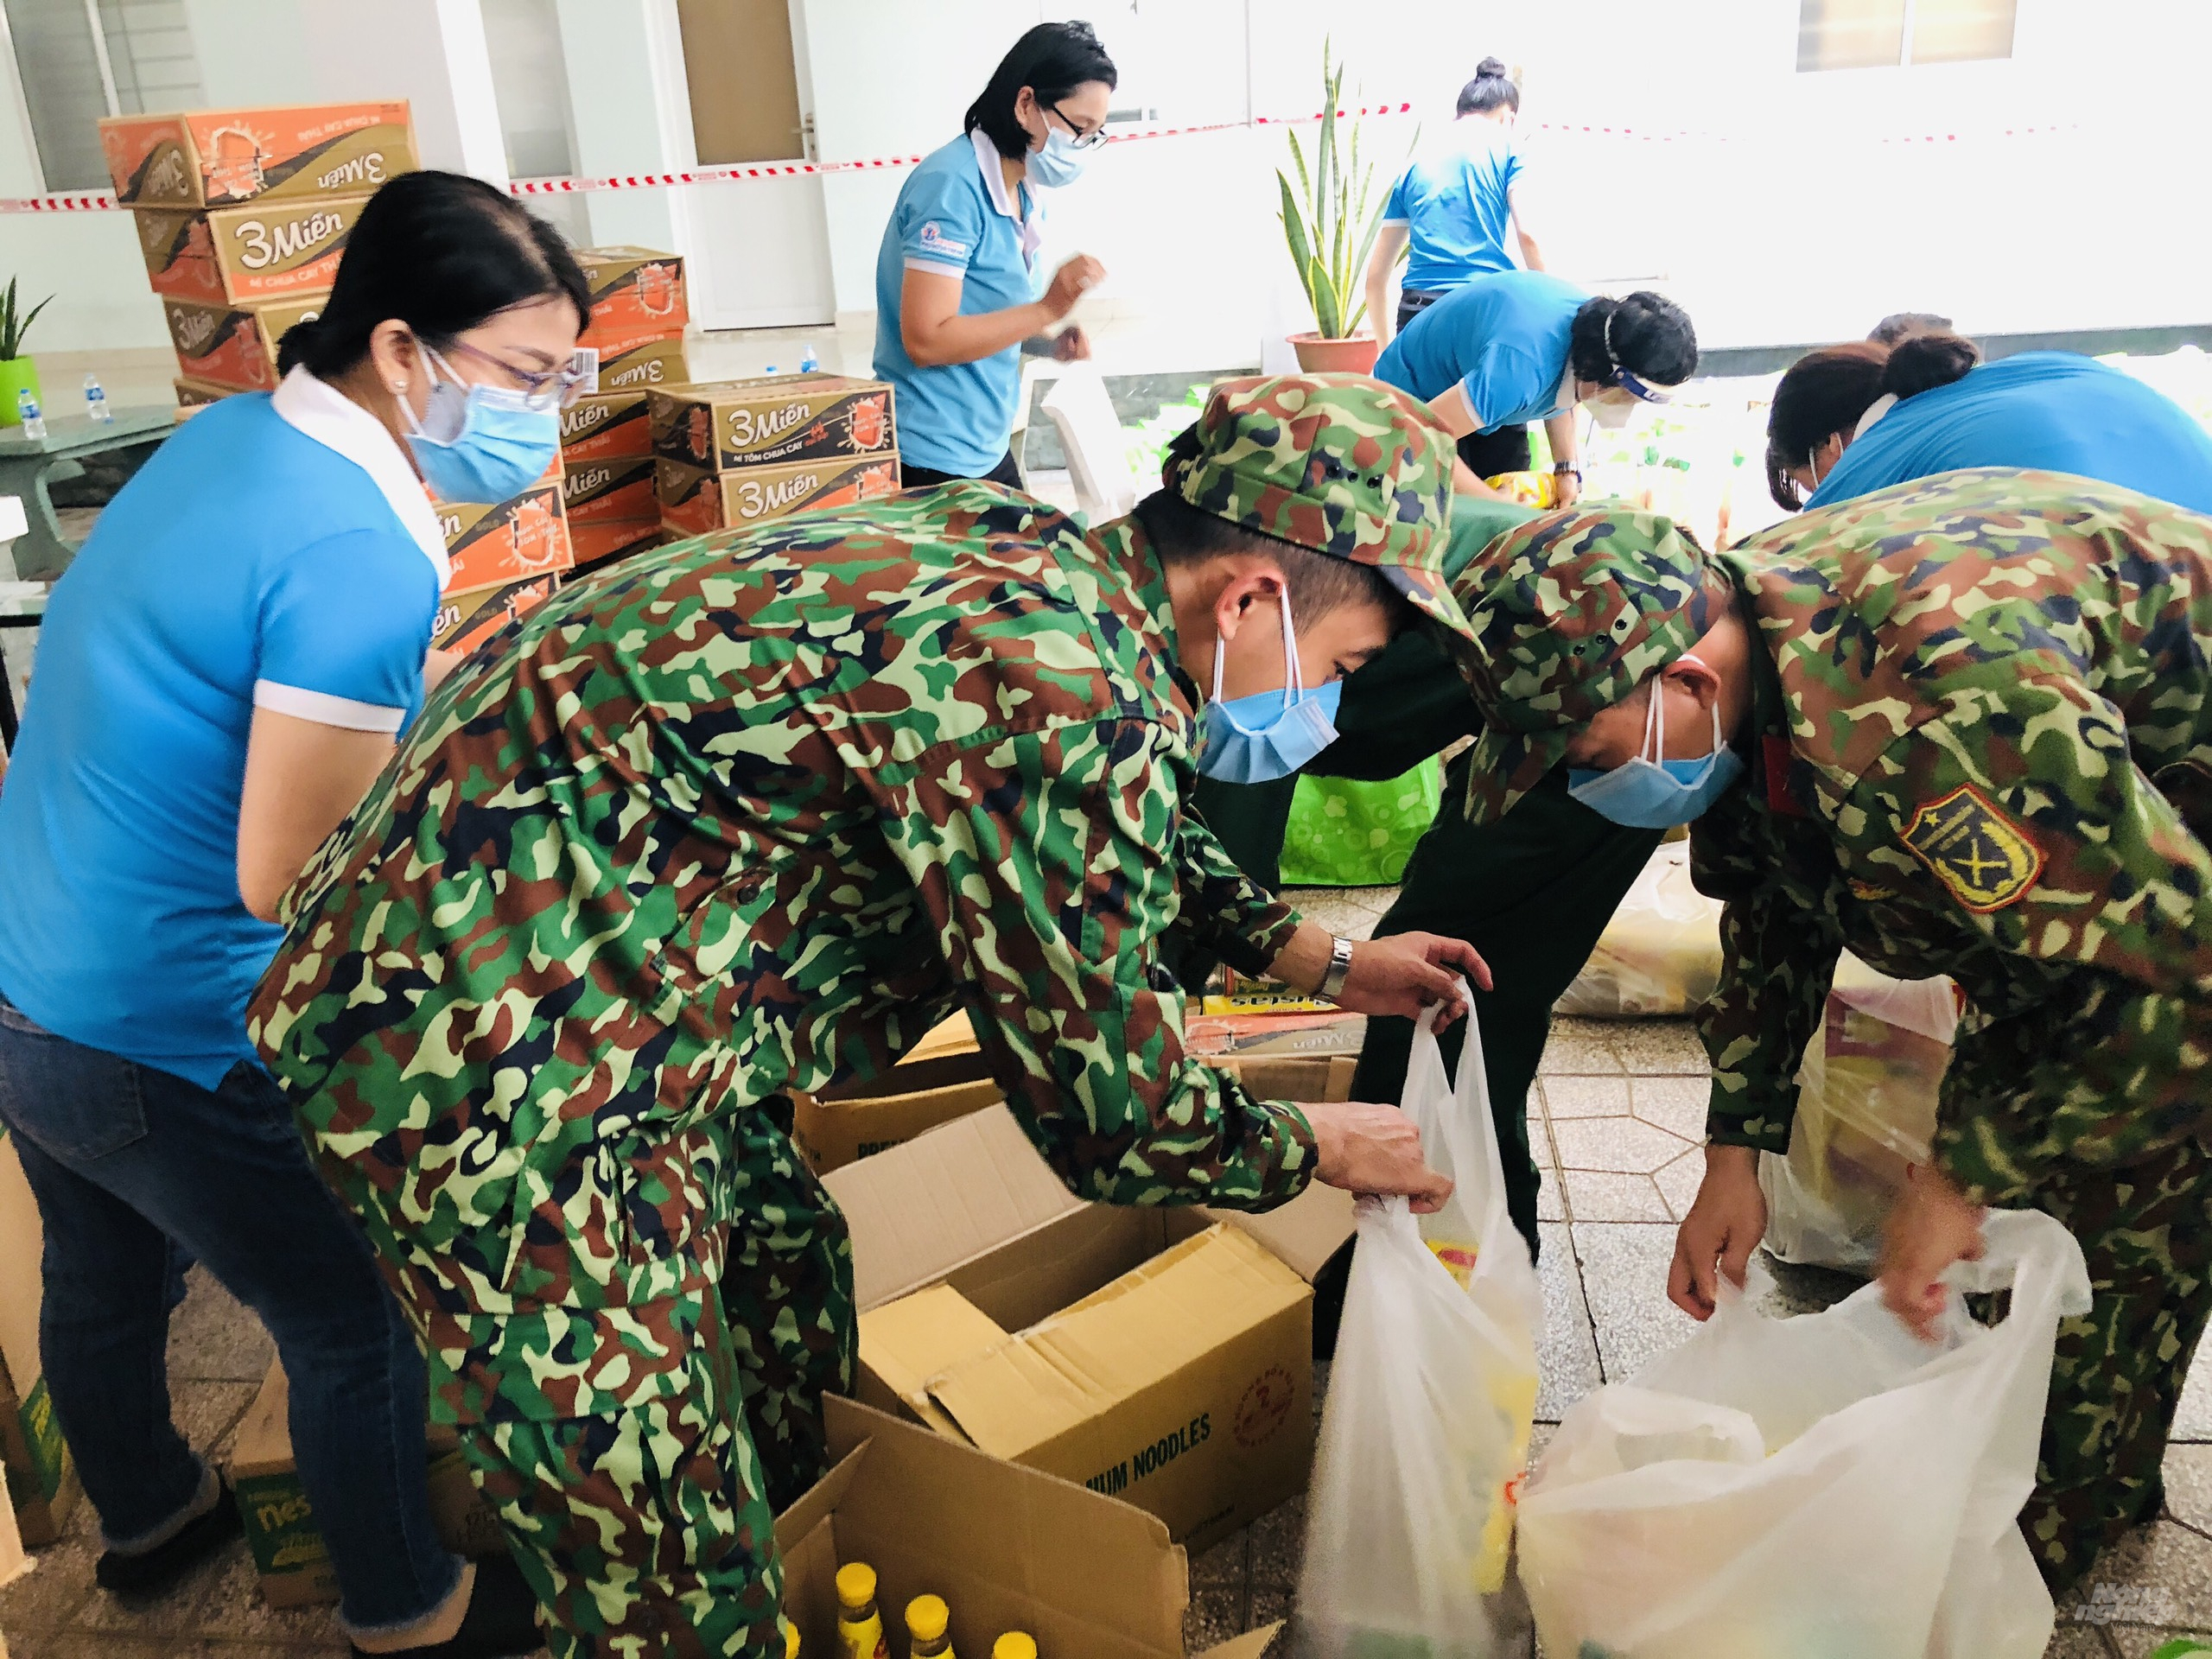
[{"xmin": 8, "ymin": 886, "xmax": 2212, "ymax": 1657}]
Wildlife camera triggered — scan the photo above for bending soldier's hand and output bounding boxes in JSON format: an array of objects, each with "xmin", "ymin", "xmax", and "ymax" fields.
[
  {"xmin": 1876, "ymin": 1163, "xmax": 1987, "ymax": 1342},
  {"xmin": 1302, "ymin": 1099, "xmax": 1454, "ymax": 1214},
  {"xmin": 1668, "ymin": 1143, "xmax": 1768, "ymax": 1319},
  {"xmin": 1337, "ymin": 933, "xmax": 1493, "ymax": 1025}
]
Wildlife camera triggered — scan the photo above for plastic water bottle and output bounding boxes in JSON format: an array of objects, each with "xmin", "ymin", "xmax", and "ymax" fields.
[
  {"xmin": 798, "ymin": 344, "xmax": 820, "ymax": 373},
  {"xmin": 83, "ymin": 373, "xmax": 112, "ymax": 425},
  {"xmin": 764, "ymin": 365, "xmax": 779, "ymax": 376},
  {"xmin": 16, "ymin": 387, "xmax": 46, "ymax": 441}
]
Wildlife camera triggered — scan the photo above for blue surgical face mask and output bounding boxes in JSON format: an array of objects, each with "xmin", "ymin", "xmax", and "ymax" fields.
[
  {"xmin": 402, "ymin": 345, "xmax": 562, "ymax": 505},
  {"xmin": 1027, "ymin": 125, "xmax": 1092, "ymax": 188},
  {"xmin": 1198, "ymin": 593, "xmax": 1343, "ymax": 785},
  {"xmin": 1566, "ymin": 660, "xmax": 1745, "ymax": 828}
]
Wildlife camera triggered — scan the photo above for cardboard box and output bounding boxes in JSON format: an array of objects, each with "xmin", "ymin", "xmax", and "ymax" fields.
[
  {"xmin": 830, "ymin": 1104, "xmax": 1352, "ymax": 1550},
  {"xmin": 650, "ymin": 374, "xmax": 896, "ymax": 474},
  {"xmin": 163, "ymin": 295, "xmax": 325, "ymax": 392},
  {"xmin": 432, "ymin": 572, "xmax": 561, "ymax": 656},
  {"xmin": 174, "ymin": 377, "xmax": 231, "ymax": 413},
  {"xmin": 100, "ymin": 101, "xmax": 416, "ymax": 207},
  {"xmin": 569, "ymin": 518, "xmax": 661, "ymax": 574},
  {"xmin": 781, "ymin": 1396, "xmax": 1279, "ymax": 1659},
  {"xmin": 0, "ymin": 1129, "xmax": 80, "ymax": 1548},
  {"xmin": 232, "ymin": 1362, "xmax": 504, "ymax": 1609},
  {"xmin": 562, "ymin": 454, "xmax": 658, "ymax": 529},
  {"xmin": 559, "ymin": 390, "xmax": 652, "ymax": 464},
  {"xmin": 133, "ymin": 195, "xmax": 369, "ymax": 305},
  {"xmin": 572, "ymin": 246, "xmax": 688, "ymax": 346},
  {"xmin": 595, "ymin": 334, "xmax": 690, "ymax": 394},
  {"xmin": 656, "ymin": 454, "xmax": 902, "ymax": 539},
  {"xmin": 442, "ymin": 483, "xmax": 575, "ymax": 595}
]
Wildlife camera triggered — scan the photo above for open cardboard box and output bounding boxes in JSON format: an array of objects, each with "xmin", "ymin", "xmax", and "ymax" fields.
[
  {"xmin": 829, "ymin": 1104, "xmax": 1351, "ymax": 1551},
  {"xmin": 783, "ymin": 1395, "xmax": 1280, "ymax": 1659}
]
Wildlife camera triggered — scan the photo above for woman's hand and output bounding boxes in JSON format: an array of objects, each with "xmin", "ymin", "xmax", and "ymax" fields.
[
  {"xmin": 1040, "ymin": 255, "xmax": 1105, "ymax": 322},
  {"xmin": 1302, "ymin": 1098, "xmax": 1453, "ymax": 1213},
  {"xmin": 1668, "ymin": 1143, "xmax": 1768, "ymax": 1319},
  {"xmin": 1553, "ymin": 469, "xmax": 1583, "ymax": 508},
  {"xmin": 1876, "ymin": 1164, "xmax": 1987, "ymax": 1341},
  {"xmin": 1051, "ymin": 325, "xmax": 1091, "ymax": 362}
]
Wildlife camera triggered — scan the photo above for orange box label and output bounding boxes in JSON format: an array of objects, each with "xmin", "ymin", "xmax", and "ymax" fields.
[
  {"xmin": 101, "ymin": 102, "xmax": 416, "ymax": 207},
  {"xmin": 656, "ymin": 455, "xmax": 902, "ymax": 540},
  {"xmin": 135, "ymin": 198, "xmax": 367, "ymax": 305},
  {"xmin": 442, "ymin": 485, "xmax": 575, "ymax": 594},
  {"xmin": 573, "ymin": 247, "xmax": 688, "ymax": 346}
]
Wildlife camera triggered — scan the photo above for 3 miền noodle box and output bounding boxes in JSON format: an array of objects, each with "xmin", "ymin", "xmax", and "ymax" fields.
[
  {"xmin": 650, "ymin": 374, "xmax": 896, "ymax": 473},
  {"xmin": 830, "ymin": 1105, "xmax": 1352, "ymax": 1551},
  {"xmin": 99, "ymin": 101, "xmax": 416, "ymax": 207},
  {"xmin": 442, "ymin": 482, "xmax": 574, "ymax": 596},
  {"xmin": 572, "ymin": 246, "xmax": 689, "ymax": 346},
  {"xmin": 779, "ymin": 1396, "xmax": 1282, "ymax": 1659},
  {"xmin": 595, "ymin": 334, "xmax": 690, "ymax": 394},
  {"xmin": 162, "ymin": 296, "xmax": 326, "ymax": 393},
  {"xmin": 655, "ymin": 454, "xmax": 901, "ymax": 538},
  {"xmin": 560, "ymin": 390, "xmax": 653, "ymax": 464},
  {"xmin": 133, "ymin": 196, "xmax": 369, "ymax": 305},
  {"xmin": 431, "ymin": 573, "xmax": 562, "ymax": 657}
]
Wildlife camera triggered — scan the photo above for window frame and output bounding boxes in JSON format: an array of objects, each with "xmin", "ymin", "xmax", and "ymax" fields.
[{"xmin": 1796, "ymin": 0, "xmax": 2018, "ymax": 73}]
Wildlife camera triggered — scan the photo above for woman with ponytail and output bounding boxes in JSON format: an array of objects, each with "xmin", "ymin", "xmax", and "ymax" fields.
[
  {"xmin": 0, "ymin": 170, "xmax": 586, "ymax": 1656},
  {"xmin": 1768, "ymin": 331, "xmax": 2212, "ymax": 514}
]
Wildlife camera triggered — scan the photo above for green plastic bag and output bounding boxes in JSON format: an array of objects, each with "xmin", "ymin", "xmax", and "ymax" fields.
[
  {"xmin": 2147, "ymin": 1642, "xmax": 2212, "ymax": 1659},
  {"xmin": 1278, "ymin": 758, "xmax": 1443, "ymax": 887}
]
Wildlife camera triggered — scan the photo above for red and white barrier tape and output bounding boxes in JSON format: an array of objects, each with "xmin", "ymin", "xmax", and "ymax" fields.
[{"xmin": 0, "ymin": 103, "xmax": 2081, "ymax": 212}]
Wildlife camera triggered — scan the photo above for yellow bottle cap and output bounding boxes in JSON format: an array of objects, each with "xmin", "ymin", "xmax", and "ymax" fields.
[
  {"xmin": 993, "ymin": 1635, "xmax": 1038, "ymax": 1659},
  {"xmin": 906, "ymin": 1594, "xmax": 950, "ymax": 1643},
  {"xmin": 784, "ymin": 1617, "xmax": 800, "ymax": 1658},
  {"xmin": 836, "ymin": 1561, "xmax": 877, "ymax": 1610}
]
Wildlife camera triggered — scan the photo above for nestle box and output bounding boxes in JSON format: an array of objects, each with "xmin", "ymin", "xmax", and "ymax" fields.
[
  {"xmin": 563, "ymin": 454, "xmax": 658, "ymax": 531},
  {"xmin": 781, "ymin": 1397, "xmax": 1280, "ymax": 1659},
  {"xmin": 596, "ymin": 334, "xmax": 690, "ymax": 394},
  {"xmin": 560, "ymin": 390, "xmax": 652, "ymax": 465},
  {"xmin": 657, "ymin": 454, "xmax": 901, "ymax": 539},
  {"xmin": 100, "ymin": 101, "xmax": 416, "ymax": 207},
  {"xmin": 0, "ymin": 1128, "xmax": 80, "ymax": 1548},
  {"xmin": 134, "ymin": 196, "xmax": 368, "ymax": 305},
  {"xmin": 651, "ymin": 374, "xmax": 896, "ymax": 473},
  {"xmin": 442, "ymin": 483, "xmax": 574, "ymax": 595},
  {"xmin": 232, "ymin": 1362, "xmax": 504, "ymax": 1610},
  {"xmin": 569, "ymin": 519, "xmax": 661, "ymax": 575},
  {"xmin": 163, "ymin": 295, "xmax": 324, "ymax": 392},
  {"xmin": 432, "ymin": 572, "xmax": 561, "ymax": 656},
  {"xmin": 831, "ymin": 1105, "xmax": 1351, "ymax": 1551},
  {"xmin": 573, "ymin": 246, "xmax": 688, "ymax": 346}
]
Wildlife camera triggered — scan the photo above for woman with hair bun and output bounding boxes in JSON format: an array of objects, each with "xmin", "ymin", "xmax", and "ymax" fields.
[
  {"xmin": 0, "ymin": 169, "xmax": 588, "ymax": 1656},
  {"xmin": 1768, "ymin": 332, "xmax": 2212, "ymax": 514},
  {"xmin": 1373, "ymin": 273, "xmax": 1698, "ymax": 501}
]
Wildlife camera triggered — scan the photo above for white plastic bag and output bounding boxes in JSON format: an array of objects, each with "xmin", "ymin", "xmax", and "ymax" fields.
[
  {"xmin": 1554, "ymin": 842, "xmax": 1725, "ymax": 1018},
  {"xmin": 1517, "ymin": 1208, "xmax": 2093, "ymax": 1659},
  {"xmin": 1296, "ymin": 1001, "xmax": 1542, "ymax": 1659}
]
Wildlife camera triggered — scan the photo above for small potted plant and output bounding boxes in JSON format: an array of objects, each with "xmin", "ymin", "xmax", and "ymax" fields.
[
  {"xmin": 1277, "ymin": 43, "xmax": 1396, "ymax": 374},
  {"xmin": 1, "ymin": 278, "xmax": 54, "ymax": 428}
]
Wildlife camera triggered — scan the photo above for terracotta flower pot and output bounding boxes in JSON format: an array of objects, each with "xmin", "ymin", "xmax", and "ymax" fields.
[{"xmin": 1287, "ymin": 334, "xmax": 1382, "ymax": 375}]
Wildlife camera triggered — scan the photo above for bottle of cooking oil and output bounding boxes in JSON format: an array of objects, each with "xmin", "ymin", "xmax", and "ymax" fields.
[
  {"xmin": 836, "ymin": 1562, "xmax": 889, "ymax": 1659},
  {"xmin": 991, "ymin": 1635, "xmax": 1037, "ymax": 1659},
  {"xmin": 905, "ymin": 1593, "xmax": 955, "ymax": 1658}
]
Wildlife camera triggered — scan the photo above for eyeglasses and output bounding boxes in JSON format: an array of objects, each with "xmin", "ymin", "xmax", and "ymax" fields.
[
  {"xmin": 1046, "ymin": 99, "xmax": 1110, "ymax": 150},
  {"xmin": 1612, "ymin": 369, "xmax": 1675, "ymax": 405},
  {"xmin": 443, "ymin": 339, "xmax": 601, "ymax": 410}
]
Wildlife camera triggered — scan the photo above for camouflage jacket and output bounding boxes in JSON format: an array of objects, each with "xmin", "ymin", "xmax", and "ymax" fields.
[
  {"xmin": 248, "ymin": 483, "xmax": 1315, "ymax": 1422},
  {"xmin": 1691, "ymin": 468, "xmax": 2212, "ymax": 1205}
]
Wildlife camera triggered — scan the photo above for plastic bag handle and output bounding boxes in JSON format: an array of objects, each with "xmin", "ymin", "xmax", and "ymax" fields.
[{"xmin": 1408, "ymin": 983, "xmax": 1522, "ymax": 1263}]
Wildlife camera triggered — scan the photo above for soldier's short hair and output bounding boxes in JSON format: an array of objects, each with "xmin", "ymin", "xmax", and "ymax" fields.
[{"xmin": 1135, "ymin": 488, "xmax": 1421, "ymax": 638}]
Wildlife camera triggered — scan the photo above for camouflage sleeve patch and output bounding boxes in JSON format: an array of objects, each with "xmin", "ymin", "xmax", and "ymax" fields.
[{"xmin": 1898, "ymin": 785, "xmax": 2043, "ymax": 912}]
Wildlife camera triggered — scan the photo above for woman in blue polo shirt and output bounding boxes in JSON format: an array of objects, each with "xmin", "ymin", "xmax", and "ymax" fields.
[
  {"xmin": 0, "ymin": 173, "xmax": 588, "ymax": 1656},
  {"xmin": 1372, "ymin": 270, "xmax": 1698, "ymax": 500},
  {"xmin": 1364, "ymin": 58, "xmax": 1545, "ymax": 346},
  {"xmin": 874, "ymin": 21, "xmax": 1115, "ymax": 487},
  {"xmin": 1765, "ymin": 331, "xmax": 2212, "ymax": 514}
]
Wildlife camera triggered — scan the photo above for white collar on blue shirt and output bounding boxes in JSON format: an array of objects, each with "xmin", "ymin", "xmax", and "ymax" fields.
[
  {"xmin": 271, "ymin": 366, "xmax": 450, "ymax": 588},
  {"xmin": 969, "ymin": 126, "xmax": 1045, "ymax": 265},
  {"xmin": 1854, "ymin": 392, "xmax": 1899, "ymax": 436}
]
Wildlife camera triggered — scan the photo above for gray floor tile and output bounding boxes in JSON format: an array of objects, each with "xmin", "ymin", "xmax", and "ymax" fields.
[
  {"xmin": 1605, "ymin": 1021, "xmax": 1709, "ymax": 1074},
  {"xmin": 1250, "ymin": 1588, "xmax": 1294, "ymax": 1634},
  {"xmin": 72, "ymin": 1539, "xmax": 342, "ymax": 1644},
  {"xmin": 22, "ymin": 1640, "xmax": 349, "ymax": 1658},
  {"xmin": 1536, "ymin": 1022, "xmax": 1626, "ymax": 1077},
  {"xmin": 1629, "ymin": 1075, "xmax": 1712, "ymax": 1141},
  {"xmin": 1190, "ymin": 1526, "xmax": 1249, "ymax": 1586},
  {"xmin": 2168, "ymin": 1444, "xmax": 2212, "ymax": 1533},
  {"xmin": 1558, "ymin": 1168, "xmax": 1672, "ymax": 1224},
  {"xmin": 166, "ymin": 1268, "xmax": 276, "ymax": 1385},
  {"xmin": 1652, "ymin": 1145, "xmax": 1706, "ymax": 1221},
  {"xmin": 1570, "ymin": 1221, "xmax": 1701, "ymax": 1384},
  {"xmin": 1249, "ymin": 1496, "xmax": 1303, "ymax": 1590},
  {"xmin": 0, "ymin": 1521, "xmax": 99, "ymax": 1641},
  {"xmin": 1535, "ymin": 1175, "xmax": 1565, "ymax": 1224},
  {"xmin": 1549, "ymin": 1116, "xmax": 1698, "ymax": 1176},
  {"xmin": 2176, "ymin": 1349, "xmax": 2212, "ymax": 1444},
  {"xmin": 1536, "ymin": 1076, "xmax": 1632, "ymax": 1119},
  {"xmin": 2050, "ymin": 1628, "xmax": 2120, "ymax": 1657},
  {"xmin": 1184, "ymin": 1584, "xmax": 1245, "ymax": 1651},
  {"xmin": 1535, "ymin": 1221, "xmax": 1603, "ymax": 1422},
  {"xmin": 2066, "ymin": 1521, "xmax": 2212, "ymax": 1630},
  {"xmin": 2107, "ymin": 1627, "xmax": 2208, "ymax": 1656}
]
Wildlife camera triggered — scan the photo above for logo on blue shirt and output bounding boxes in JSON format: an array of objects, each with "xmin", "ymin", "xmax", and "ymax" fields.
[{"xmin": 918, "ymin": 220, "xmax": 970, "ymax": 260}]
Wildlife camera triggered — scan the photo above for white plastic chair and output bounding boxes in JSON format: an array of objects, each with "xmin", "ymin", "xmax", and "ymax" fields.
[{"xmin": 1039, "ymin": 365, "xmax": 1140, "ymax": 523}]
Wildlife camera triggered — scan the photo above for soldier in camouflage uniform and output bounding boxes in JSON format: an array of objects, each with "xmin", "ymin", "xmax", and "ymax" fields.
[
  {"xmin": 1452, "ymin": 467, "xmax": 2212, "ymax": 1593},
  {"xmin": 248, "ymin": 374, "xmax": 1490, "ymax": 1656}
]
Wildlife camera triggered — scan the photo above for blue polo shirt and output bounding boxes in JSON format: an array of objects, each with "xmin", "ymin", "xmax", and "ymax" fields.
[
  {"xmin": 1383, "ymin": 124, "xmax": 1524, "ymax": 291},
  {"xmin": 1806, "ymin": 351, "xmax": 2212, "ymax": 514},
  {"xmin": 0, "ymin": 370, "xmax": 446, "ymax": 1088},
  {"xmin": 1374, "ymin": 270, "xmax": 1588, "ymax": 434},
  {"xmin": 873, "ymin": 130, "xmax": 1043, "ymax": 478}
]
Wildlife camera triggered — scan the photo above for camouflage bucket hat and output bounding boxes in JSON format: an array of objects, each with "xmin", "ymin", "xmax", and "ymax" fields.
[
  {"xmin": 1455, "ymin": 506, "xmax": 1738, "ymax": 823},
  {"xmin": 1170, "ymin": 372, "xmax": 1474, "ymax": 644}
]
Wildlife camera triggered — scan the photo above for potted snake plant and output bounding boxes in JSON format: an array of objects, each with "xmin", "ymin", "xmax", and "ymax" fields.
[
  {"xmin": 0, "ymin": 278, "xmax": 54, "ymax": 429},
  {"xmin": 1277, "ymin": 43, "xmax": 1397, "ymax": 374}
]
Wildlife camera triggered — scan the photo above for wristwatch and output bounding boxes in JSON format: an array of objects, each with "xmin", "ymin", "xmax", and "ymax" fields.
[
  {"xmin": 1319, "ymin": 935, "xmax": 1356, "ymax": 1002},
  {"xmin": 1553, "ymin": 461, "xmax": 1582, "ymax": 478}
]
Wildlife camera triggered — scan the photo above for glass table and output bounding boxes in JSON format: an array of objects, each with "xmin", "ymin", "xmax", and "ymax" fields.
[{"xmin": 0, "ymin": 407, "xmax": 179, "ymax": 581}]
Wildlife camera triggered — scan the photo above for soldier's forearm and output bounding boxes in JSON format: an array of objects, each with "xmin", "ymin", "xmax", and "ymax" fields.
[{"xmin": 1267, "ymin": 921, "xmax": 1333, "ymax": 996}]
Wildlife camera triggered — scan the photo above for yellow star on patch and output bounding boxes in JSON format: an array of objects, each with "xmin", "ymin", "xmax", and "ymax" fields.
[{"xmin": 1901, "ymin": 785, "xmax": 2044, "ymax": 912}]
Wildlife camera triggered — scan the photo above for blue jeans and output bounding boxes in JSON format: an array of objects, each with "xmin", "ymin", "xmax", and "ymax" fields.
[{"xmin": 0, "ymin": 995, "xmax": 462, "ymax": 1637}]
